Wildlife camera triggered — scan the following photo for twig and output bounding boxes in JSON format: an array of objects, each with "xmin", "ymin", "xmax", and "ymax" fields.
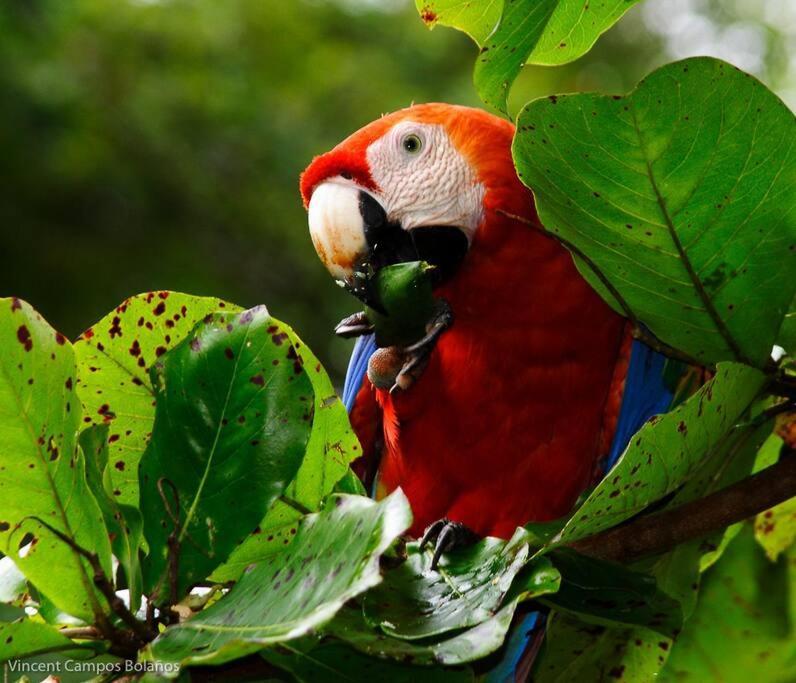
[
  {"xmin": 569, "ymin": 455, "xmax": 796, "ymax": 563},
  {"xmin": 20, "ymin": 516, "xmax": 152, "ymax": 644},
  {"xmin": 58, "ymin": 626, "xmax": 103, "ymax": 640}
]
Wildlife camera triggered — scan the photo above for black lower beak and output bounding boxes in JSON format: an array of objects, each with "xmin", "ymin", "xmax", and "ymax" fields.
[{"xmin": 352, "ymin": 191, "xmax": 469, "ymax": 307}]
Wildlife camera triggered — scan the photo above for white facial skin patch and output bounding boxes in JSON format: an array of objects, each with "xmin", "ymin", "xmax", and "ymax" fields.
[{"xmin": 366, "ymin": 121, "xmax": 485, "ymax": 242}]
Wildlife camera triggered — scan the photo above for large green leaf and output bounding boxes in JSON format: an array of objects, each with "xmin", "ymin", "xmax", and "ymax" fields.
[
  {"xmin": 541, "ymin": 550, "xmax": 682, "ymax": 636},
  {"xmin": 513, "ymin": 57, "xmax": 796, "ymax": 367},
  {"xmin": 0, "ymin": 620, "xmax": 88, "ymax": 663},
  {"xmin": 140, "ymin": 306, "xmax": 314, "ymax": 602},
  {"xmin": 146, "ymin": 492, "xmax": 412, "ymax": 673},
  {"xmin": 417, "ymin": 0, "xmax": 642, "ymax": 112},
  {"xmin": 660, "ymin": 526, "xmax": 796, "ymax": 682},
  {"xmin": 556, "ymin": 363, "xmax": 766, "ymax": 543},
  {"xmin": 262, "ymin": 640, "xmax": 473, "ymax": 682},
  {"xmin": 211, "ymin": 326, "xmax": 359, "ymax": 582},
  {"xmin": 363, "ymin": 529, "xmax": 552, "ymax": 640},
  {"xmin": 75, "ymin": 292, "xmax": 239, "ymax": 508},
  {"xmin": 0, "ymin": 298, "xmax": 111, "ymax": 622},
  {"xmin": 80, "ymin": 425, "xmax": 144, "ymax": 612}
]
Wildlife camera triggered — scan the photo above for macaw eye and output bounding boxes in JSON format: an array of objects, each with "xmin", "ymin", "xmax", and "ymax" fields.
[{"xmin": 401, "ymin": 134, "xmax": 423, "ymax": 155}]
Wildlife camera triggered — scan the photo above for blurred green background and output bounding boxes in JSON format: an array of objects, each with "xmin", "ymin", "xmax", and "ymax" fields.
[{"xmin": 1, "ymin": 0, "xmax": 793, "ymax": 383}]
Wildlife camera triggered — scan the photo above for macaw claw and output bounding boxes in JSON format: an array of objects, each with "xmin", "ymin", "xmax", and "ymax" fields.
[
  {"xmin": 335, "ymin": 311, "xmax": 375, "ymax": 338},
  {"xmin": 419, "ymin": 518, "xmax": 478, "ymax": 570},
  {"xmin": 391, "ymin": 298, "xmax": 453, "ymax": 393}
]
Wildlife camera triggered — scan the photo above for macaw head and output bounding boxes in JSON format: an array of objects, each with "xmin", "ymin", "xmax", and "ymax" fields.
[{"xmin": 300, "ymin": 103, "xmax": 530, "ymax": 305}]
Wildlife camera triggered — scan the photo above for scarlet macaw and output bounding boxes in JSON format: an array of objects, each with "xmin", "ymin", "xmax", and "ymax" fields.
[
  {"xmin": 301, "ymin": 103, "xmax": 681, "ymax": 681},
  {"xmin": 300, "ymin": 103, "xmax": 675, "ymax": 559}
]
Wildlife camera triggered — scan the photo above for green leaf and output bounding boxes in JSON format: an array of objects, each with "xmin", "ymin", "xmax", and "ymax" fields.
[
  {"xmin": 322, "ymin": 602, "xmax": 517, "ymax": 666},
  {"xmin": 556, "ymin": 363, "xmax": 766, "ymax": 543},
  {"xmin": 212, "ymin": 326, "xmax": 359, "ymax": 582},
  {"xmin": 660, "ymin": 526, "xmax": 796, "ymax": 682},
  {"xmin": 75, "ymin": 292, "xmax": 240, "ymax": 509},
  {"xmin": 139, "ymin": 307, "xmax": 314, "ymax": 602},
  {"xmin": 418, "ymin": 1, "xmax": 642, "ymax": 113},
  {"xmin": 146, "ymin": 492, "xmax": 412, "ymax": 671},
  {"xmin": 363, "ymin": 529, "xmax": 549, "ymax": 640},
  {"xmin": 540, "ymin": 550, "xmax": 682, "ymax": 636},
  {"xmin": 262, "ymin": 641, "xmax": 474, "ymax": 683},
  {"xmin": 415, "ymin": 0, "xmax": 502, "ymax": 45},
  {"xmin": 532, "ymin": 614, "xmax": 672, "ymax": 683},
  {"xmin": 80, "ymin": 425, "xmax": 144, "ymax": 612},
  {"xmin": 0, "ymin": 620, "xmax": 88, "ymax": 663},
  {"xmin": 0, "ymin": 298, "xmax": 112, "ymax": 622},
  {"xmin": 513, "ymin": 57, "xmax": 796, "ymax": 367},
  {"xmin": 754, "ymin": 434, "xmax": 796, "ymax": 561}
]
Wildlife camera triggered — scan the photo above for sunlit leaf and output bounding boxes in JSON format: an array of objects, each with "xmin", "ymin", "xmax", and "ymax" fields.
[
  {"xmin": 146, "ymin": 492, "xmax": 412, "ymax": 671},
  {"xmin": 514, "ymin": 57, "xmax": 796, "ymax": 366},
  {"xmin": 0, "ymin": 298, "xmax": 112, "ymax": 622},
  {"xmin": 417, "ymin": 0, "xmax": 642, "ymax": 112},
  {"xmin": 0, "ymin": 620, "xmax": 89, "ymax": 663},
  {"xmin": 75, "ymin": 292, "xmax": 240, "ymax": 509},
  {"xmin": 140, "ymin": 307, "xmax": 314, "ymax": 603}
]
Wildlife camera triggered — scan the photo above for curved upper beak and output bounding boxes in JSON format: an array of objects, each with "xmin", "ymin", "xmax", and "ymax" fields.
[
  {"xmin": 307, "ymin": 180, "xmax": 417, "ymax": 307},
  {"xmin": 307, "ymin": 179, "xmax": 471, "ymax": 306}
]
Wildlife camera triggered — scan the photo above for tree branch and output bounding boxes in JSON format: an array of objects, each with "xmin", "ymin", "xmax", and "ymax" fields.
[{"xmin": 569, "ymin": 454, "xmax": 796, "ymax": 563}]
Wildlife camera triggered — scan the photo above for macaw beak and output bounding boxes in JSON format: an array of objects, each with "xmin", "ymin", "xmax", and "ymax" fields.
[{"xmin": 307, "ymin": 179, "xmax": 469, "ymax": 307}]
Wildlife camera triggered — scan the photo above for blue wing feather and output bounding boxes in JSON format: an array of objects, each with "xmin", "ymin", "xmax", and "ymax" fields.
[{"xmin": 342, "ymin": 333, "xmax": 377, "ymax": 413}]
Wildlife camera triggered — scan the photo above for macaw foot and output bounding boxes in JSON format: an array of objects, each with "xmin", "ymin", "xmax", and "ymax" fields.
[
  {"xmin": 390, "ymin": 298, "xmax": 453, "ymax": 393},
  {"xmin": 335, "ymin": 311, "xmax": 374, "ymax": 338},
  {"xmin": 420, "ymin": 518, "xmax": 479, "ymax": 570}
]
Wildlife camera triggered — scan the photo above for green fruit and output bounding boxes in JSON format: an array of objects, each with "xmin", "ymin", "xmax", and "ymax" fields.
[{"xmin": 366, "ymin": 261, "xmax": 436, "ymax": 347}]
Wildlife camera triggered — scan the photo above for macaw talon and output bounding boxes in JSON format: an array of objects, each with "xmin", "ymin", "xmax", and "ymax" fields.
[
  {"xmin": 419, "ymin": 517, "xmax": 478, "ymax": 570},
  {"xmin": 391, "ymin": 299, "xmax": 453, "ymax": 393},
  {"xmin": 335, "ymin": 311, "xmax": 374, "ymax": 338}
]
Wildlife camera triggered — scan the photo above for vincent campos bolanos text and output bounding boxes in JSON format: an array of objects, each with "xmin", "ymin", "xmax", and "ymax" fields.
[{"xmin": 4, "ymin": 658, "xmax": 180, "ymax": 677}]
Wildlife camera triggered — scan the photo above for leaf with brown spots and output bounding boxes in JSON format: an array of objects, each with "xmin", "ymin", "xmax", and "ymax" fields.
[
  {"xmin": 74, "ymin": 292, "xmax": 241, "ymax": 510},
  {"xmin": 556, "ymin": 363, "xmax": 766, "ymax": 544},
  {"xmin": 514, "ymin": 57, "xmax": 796, "ymax": 367},
  {"xmin": 0, "ymin": 298, "xmax": 112, "ymax": 622},
  {"xmin": 139, "ymin": 307, "xmax": 315, "ymax": 603}
]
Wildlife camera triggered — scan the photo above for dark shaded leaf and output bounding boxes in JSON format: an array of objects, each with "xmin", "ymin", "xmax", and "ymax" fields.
[
  {"xmin": 140, "ymin": 306, "xmax": 314, "ymax": 602},
  {"xmin": 212, "ymin": 326, "xmax": 359, "ymax": 582},
  {"xmin": 541, "ymin": 550, "xmax": 682, "ymax": 636}
]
